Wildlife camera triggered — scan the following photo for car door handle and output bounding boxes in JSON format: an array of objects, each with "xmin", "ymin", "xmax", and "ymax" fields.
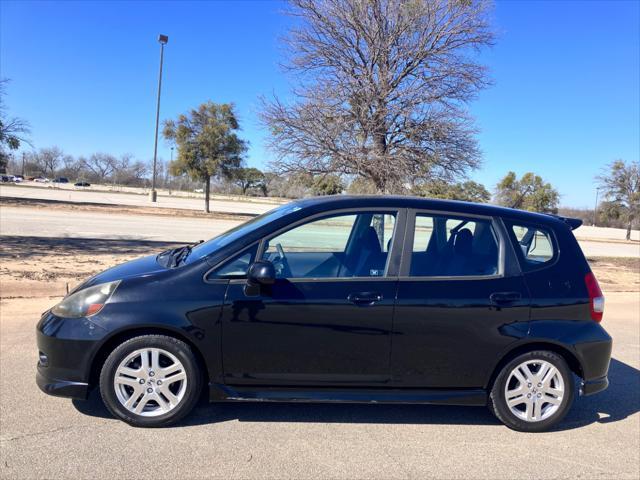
[
  {"xmin": 490, "ymin": 292, "xmax": 522, "ymax": 305},
  {"xmin": 348, "ymin": 292, "xmax": 383, "ymax": 305}
]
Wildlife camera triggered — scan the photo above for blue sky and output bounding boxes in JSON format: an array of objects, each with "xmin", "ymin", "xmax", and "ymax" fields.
[{"xmin": 1, "ymin": 0, "xmax": 638, "ymax": 208}]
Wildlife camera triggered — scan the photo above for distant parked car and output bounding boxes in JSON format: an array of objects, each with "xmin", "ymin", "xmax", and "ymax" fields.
[
  {"xmin": 34, "ymin": 176, "xmax": 50, "ymax": 183},
  {"xmin": 53, "ymin": 177, "xmax": 69, "ymax": 184},
  {"xmin": 74, "ymin": 181, "xmax": 91, "ymax": 187},
  {"xmin": 13, "ymin": 175, "xmax": 24, "ymax": 182},
  {"xmin": 194, "ymin": 188, "xmax": 204, "ymax": 193},
  {"xmin": 1, "ymin": 175, "xmax": 12, "ymax": 183}
]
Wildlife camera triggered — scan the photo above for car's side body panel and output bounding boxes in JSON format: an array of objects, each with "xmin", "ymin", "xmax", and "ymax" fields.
[
  {"xmin": 391, "ymin": 276, "xmax": 531, "ymax": 388},
  {"xmin": 221, "ymin": 278, "xmax": 398, "ymax": 386}
]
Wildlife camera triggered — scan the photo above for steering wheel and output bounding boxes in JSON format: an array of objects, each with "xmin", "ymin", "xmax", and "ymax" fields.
[{"xmin": 273, "ymin": 242, "xmax": 291, "ymax": 278}]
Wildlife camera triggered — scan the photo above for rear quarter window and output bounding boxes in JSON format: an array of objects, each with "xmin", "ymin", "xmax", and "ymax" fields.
[{"xmin": 507, "ymin": 222, "xmax": 556, "ymax": 270}]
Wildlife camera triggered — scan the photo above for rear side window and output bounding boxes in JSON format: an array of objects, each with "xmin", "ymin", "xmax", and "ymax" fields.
[
  {"xmin": 509, "ymin": 223, "xmax": 555, "ymax": 268},
  {"xmin": 409, "ymin": 214, "xmax": 499, "ymax": 277}
]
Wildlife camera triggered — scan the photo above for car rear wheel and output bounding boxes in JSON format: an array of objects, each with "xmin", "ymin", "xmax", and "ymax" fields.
[
  {"xmin": 99, "ymin": 335, "xmax": 201, "ymax": 427},
  {"xmin": 489, "ymin": 350, "xmax": 574, "ymax": 432}
]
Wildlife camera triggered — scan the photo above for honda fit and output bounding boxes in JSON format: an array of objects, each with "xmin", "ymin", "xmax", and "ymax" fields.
[{"xmin": 37, "ymin": 196, "xmax": 612, "ymax": 431}]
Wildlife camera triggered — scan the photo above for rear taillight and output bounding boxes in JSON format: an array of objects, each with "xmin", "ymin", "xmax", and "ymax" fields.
[{"xmin": 585, "ymin": 272, "xmax": 604, "ymax": 322}]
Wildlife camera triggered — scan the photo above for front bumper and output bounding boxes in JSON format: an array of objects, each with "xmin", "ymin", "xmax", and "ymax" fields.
[
  {"xmin": 36, "ymin": 369, "xmax": 90, "ymax": 399},
  {"xmin": 36, "ymin": 312, "xmax": 107, "ymax": 400}
]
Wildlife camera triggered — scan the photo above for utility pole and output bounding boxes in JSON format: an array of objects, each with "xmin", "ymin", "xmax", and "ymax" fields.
[
  {"xmin": 150, "ymin": 34, "xmax": 169, "ymax": 202},
  {"xmin": 21, "ymin": 152, "xmax": 25, "ymax": 176}
]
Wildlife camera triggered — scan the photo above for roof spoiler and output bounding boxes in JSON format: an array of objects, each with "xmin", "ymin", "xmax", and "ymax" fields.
[{"xmin": 552, "ymin": 215, "xmax": 583, "ymax": 230}]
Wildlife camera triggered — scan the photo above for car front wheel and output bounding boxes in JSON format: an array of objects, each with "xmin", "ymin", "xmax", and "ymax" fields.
[
  {"xmin": 99, "ymin": 335, "xmax": 202, "ymax": 427},
  {"xmin": 489, "ymin": 350, "xmax": 575, "ymax": 432}
]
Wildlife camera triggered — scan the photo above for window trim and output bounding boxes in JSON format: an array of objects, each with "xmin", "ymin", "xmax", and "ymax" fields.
[
  {"xmin": 503, "ymin": 219, "xmax": 560, "ymax": 273},
  {"xmin": 254, "ymin": 207, "xmax": 406, "ymax": 281},
  {"xmin": 203, "ymin": 241, "xmax": 260, "ymax": 283},
  {"xmin": 398, "ymin": 209, "xmax": 506, "ymax": 281}
]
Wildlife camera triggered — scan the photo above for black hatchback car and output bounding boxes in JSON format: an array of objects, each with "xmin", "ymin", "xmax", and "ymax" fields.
[{"xmin": 37, "ymin": 196, "xmax": 611, "ymax": 431}]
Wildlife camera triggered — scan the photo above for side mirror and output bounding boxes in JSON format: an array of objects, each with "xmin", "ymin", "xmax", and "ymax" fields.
[{"xmin": 247, "ymin": 260, "xmax": 276, "ymax": 287}]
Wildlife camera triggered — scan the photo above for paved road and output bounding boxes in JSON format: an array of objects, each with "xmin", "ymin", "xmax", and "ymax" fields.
[
  {"xmin": 0, "ymin": 206, "xmax": 238, "ymax": 243},
  {"xmin": 0, "ymin": 184, "xmax": 278, "ymax": 215},
  {"xmin": 575, "ymin": 224, "xmax": 640, "ymax": 242},
  {"xmin": 3, "ymin": 183, "xmax": 639, "ymax": 242},
  {"xmin": 0, "ymin": 292, "xmax": 637, "ymax": 479},
  {"xmin": 2, "ymin": 206, "xmax": 638, "ymax": 258}
]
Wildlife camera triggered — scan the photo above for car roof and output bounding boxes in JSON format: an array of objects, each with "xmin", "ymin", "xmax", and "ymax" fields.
[{"xmin": 288, "ymin": 195, "xmax": 566, "ymax": 227}]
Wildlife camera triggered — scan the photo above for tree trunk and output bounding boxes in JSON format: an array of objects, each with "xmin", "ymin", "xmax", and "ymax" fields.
[
  {"xmin": 627, "ymin": 221, "xmax": 632, "ymax": 241},
  {"xmin": 204, "ymin": 175, "xmax": 210, "ymax": 213}
]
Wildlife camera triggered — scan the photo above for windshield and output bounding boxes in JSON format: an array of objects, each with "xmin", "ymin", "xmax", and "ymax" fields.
[{"xmin": 182, "ymin": 202, "xmax": 301, "ymax": 264}]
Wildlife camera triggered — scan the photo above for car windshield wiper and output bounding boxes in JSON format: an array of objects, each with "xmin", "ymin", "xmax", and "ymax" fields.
[{"xmin": 169, "ymin": 240, "xmax": 204, "ymax": 267}]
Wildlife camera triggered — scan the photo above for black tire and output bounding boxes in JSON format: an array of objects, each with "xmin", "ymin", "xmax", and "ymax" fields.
[
  {"xmin": 489, "ymin": 350, "xmax": 575, "ymax": 432},
  {"xmin": 99, "ymin": 335, "xmax": 202, "ymax": 427}
]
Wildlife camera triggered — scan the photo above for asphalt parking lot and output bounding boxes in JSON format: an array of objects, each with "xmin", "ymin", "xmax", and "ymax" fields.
[{"xmin": 0, "ymin": 293, "xmax": 638, "ymax": 479}]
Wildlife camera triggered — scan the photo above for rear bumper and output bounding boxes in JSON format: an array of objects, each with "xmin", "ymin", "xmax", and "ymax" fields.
[
  {"xmin": 573, "ymin": 329, "xmax": 612, "ymax": 391},
  {"xmin": 528, "ymin": 320, "xmax": 612, "ymax": 396},
  {"xmin": 580, "ymin": 375, "xmax": 609, "ymax": 396}
]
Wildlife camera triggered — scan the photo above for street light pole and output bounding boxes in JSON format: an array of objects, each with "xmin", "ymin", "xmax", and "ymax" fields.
[{"xmin": 150, "ymin": 34, "xmax": 169, "ymax": 202}]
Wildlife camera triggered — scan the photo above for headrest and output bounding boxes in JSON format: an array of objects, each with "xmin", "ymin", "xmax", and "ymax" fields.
[
  {"xmin": 454, "ymin": 228, "xmax": 473, "ymax": 254},
  {"xmin": 361, "ymin": 226, "xmax": 382, "ymax": 253}
]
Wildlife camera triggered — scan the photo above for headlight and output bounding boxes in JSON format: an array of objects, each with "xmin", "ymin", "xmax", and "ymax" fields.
[{"xmin": 51, "ymin": 281, "xmax": 120, "ymax": 318}]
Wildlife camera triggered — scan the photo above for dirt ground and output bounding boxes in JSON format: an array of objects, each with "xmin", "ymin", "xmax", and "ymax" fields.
[
  {"xmin": 0, "ymin": 236, "xmax": 181, "ymax": 299},
  {"xmin": 0, "ymin": 195, "xmax": 256, "ymax": 220},
  {"xmin": 586, "ymin": 256, "xmax": 640, "ymax": 292}
]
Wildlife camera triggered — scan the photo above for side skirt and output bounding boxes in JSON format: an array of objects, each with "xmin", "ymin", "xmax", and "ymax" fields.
[{"xmin": 209, "ymin": 383, "xmax": 487, "ymax": 406}]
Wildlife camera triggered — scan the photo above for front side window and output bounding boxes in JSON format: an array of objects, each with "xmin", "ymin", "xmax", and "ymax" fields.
[
  {"xmin": 261, "ymin": 212, "xmax": 397, "ymax": 279},
  {"xmin": 510, "ymin": 223, "xmax": 555, "ymax": 268},
  {"xmin": 410, "ymin": 214, "xmax": 499, "ymax": 277},
  {"xmin": 207, "ymin": 244, "xmax": 258, "ymax": 279}
]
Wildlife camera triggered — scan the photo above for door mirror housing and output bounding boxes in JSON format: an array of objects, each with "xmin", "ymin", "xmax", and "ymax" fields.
[{"xmin": 247, "ymin": 260, "xmax": 276, "ymax": 287}]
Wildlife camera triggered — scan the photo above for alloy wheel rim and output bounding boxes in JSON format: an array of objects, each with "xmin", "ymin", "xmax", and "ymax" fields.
[
  {"xmin": 113, "ymin": 347, "xmax": 187, "ymax": 417},
  {"xmin": 504, "ymin": 359, "xmax": 564, "ymax": 422}
]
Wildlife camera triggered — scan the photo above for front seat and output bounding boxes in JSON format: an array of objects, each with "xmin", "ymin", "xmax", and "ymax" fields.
[{"xmin": 352, "ymin": 227, "xmax": 384, "ymax": 277}]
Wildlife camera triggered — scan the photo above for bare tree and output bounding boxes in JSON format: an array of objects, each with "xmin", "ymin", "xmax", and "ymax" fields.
[
  {"xmin": 57, "ymin": 154, "xmax": 85, "ymax": 180},
  {"xmin": 110, "ymin": 153, "xmax": 133, "ymax": 185},
  {"xmin": 262, "ymin": 0, "xmax": 494, "ymax": 193},
  {"xmin": 35, "ymin": 146, "xmax": 64, "ymax": 177},
  {"xmin": 128, "ymin": 160, "xmax": 150, "ymax": 185},
  {"xmin": 82, "ymin": 153, "xmax": 117, "ymax": 181}
]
